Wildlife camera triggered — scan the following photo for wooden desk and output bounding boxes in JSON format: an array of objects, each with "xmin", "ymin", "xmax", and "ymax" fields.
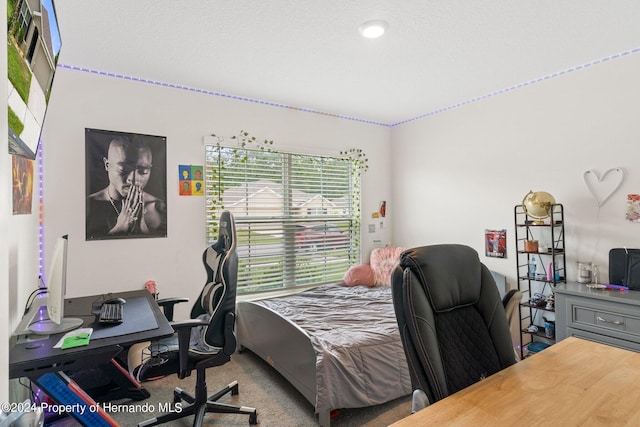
[{"xmin": 390, "ymin": 337, "xmax": 640, "ymax": 426}]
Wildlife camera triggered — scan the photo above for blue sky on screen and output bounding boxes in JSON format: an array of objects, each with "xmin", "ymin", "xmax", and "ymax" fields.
[{"xmin": 42, "ymin": 0, "xmax": 61, "ymax": 56}]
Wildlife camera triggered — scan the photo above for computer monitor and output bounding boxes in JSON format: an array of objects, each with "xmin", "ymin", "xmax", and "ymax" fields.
[{"xmin": 29, "ymin": 235, "xmax": 83, "ymax": 334}]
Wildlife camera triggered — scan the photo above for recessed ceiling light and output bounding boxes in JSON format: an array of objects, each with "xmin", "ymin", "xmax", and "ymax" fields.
[{"xmin": 359, "ymin": 20, "xmax": 388, "ymax": 39}]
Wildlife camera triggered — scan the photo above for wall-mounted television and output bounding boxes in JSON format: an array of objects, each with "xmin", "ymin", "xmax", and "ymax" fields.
[{"xmin": 7, "ymin": 0, "xmax": 61, "ymax": 160}]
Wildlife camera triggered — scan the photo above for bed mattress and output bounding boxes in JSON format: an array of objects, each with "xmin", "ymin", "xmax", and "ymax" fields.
[{"xmin": 245, "ymin": 284, "xmax": 411, "ymax": 415}]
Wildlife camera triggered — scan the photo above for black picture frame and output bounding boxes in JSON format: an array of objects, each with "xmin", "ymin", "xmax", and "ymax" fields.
[{"xmin": 85, "ymin": 128, "xmax": 167, "ymax": 240}]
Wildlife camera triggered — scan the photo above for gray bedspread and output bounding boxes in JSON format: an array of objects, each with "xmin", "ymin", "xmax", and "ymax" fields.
[{"xmin": 255, "ymin": 284, "xmax": 411, "ymax": 413}]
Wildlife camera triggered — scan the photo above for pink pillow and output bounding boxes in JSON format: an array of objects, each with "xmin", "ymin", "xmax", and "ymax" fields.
[
  {"xmin": 343, "ymin": 264, "xmax": 375, "ymax": 287},
  {"xmin": 370, "ymin": 246, "xmax": 405, "ymax": 287}
]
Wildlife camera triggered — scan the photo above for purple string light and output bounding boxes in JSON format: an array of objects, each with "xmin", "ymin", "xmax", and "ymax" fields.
[
  {"xmin": 58, "ymin": 46, "xmax": 640, "ymax": 129},
  {"xmin": 38, "ymin": 142, "xmax": 45, "ymax": 279},
  {"xmin": 57, "ymin": 64, "xmax": 388, "ymax": 127},
  {"xmin": 391, "ymin": 47, "xmax": 640, "ymax": 127}
]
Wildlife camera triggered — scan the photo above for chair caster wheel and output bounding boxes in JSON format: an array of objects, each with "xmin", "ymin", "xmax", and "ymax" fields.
[{"xmin": 249, "ymin": 410, "xmax": 258, "ymax": 424}]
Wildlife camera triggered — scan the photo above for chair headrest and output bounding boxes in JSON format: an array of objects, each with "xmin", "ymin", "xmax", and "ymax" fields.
[
  {"xmin": 399, "ymin": 244, "xmax": 483, "ymax": 311},
  {"xmin": 218, "ymin": 211, "xmax": 236, "ymax": 252},
  {"xmin": 212, "ymin": 210, "xmax": 236, "ymax": 255}
]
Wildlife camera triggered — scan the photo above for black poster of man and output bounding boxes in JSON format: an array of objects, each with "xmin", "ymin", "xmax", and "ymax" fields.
[{"xmin": 85, "ymin": 128, "xmax": 167, "ymax": 240}]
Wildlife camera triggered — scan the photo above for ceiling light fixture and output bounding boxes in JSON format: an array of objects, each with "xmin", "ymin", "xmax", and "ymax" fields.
[{"xmin": 359, "ymin": 20, "xmax": 388, "ymax": 39}]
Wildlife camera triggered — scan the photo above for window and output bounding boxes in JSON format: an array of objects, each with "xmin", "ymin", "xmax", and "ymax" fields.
[
  {"xmin": 205, "ymin": 145, "xmax": 361, "ymax": 294},
  {"xmin": 17, "ymin": 1, "xmax": 32, "ymax": 42}
]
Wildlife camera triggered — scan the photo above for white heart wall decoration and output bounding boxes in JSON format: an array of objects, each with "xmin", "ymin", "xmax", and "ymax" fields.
[{"xmin": 583, "ymin": 168, "xmax": 624, "ymax": 207}]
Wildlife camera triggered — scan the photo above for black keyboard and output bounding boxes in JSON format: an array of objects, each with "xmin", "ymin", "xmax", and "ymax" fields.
[{"xmin": 98, "ymin": 303, "xmax": 123, "ymax": 324}]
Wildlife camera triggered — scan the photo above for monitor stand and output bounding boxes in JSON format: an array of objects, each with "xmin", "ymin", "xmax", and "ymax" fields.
[{"xmin": 28, "ymin": 317, "xmax": 83, "ymax": 335}]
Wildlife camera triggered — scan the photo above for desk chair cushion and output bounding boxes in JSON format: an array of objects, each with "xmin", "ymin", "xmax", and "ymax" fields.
[
  {"xmin": 392, "ymin": 244, "xmax": 516, "ymax": 403},
  {"xmin": 188, "ymin": 249, "xmax": 225, "ymax": 355},
  {"xmin": 189, "ymin": 213, "xmax": 237, "ymax": 357}
]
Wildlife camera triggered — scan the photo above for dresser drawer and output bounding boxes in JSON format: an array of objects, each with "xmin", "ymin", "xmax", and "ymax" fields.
[
  {"xmin": 555, "ymin": 283, "xmax": 640, "ymax": 349},
  {"xmin": 571, "ymin": 304, "xmax": 640, "ymax": 338},
  {"xmin": 567, "ymin": 299, "xmax": 640, "ymax": 342}
]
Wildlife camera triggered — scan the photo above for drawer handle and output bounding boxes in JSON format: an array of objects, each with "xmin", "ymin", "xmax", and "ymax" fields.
[{"xmin": 597, "ymin": 316, "xmax": 624, "ymax": 325}]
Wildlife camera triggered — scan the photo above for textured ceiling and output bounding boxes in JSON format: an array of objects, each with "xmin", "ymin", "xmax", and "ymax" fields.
[{"xmin": 54, "ymin": 1, "xmax": 640, "ymax": 126}]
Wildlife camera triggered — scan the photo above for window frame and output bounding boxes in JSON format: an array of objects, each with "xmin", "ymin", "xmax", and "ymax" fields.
[{"xmin": 205, "ymin": 144, "xmax": 362, "ymax": 294}]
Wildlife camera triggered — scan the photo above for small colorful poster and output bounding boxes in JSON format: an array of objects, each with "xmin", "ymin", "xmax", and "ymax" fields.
[
  {"xmin": 179, "ymin": 165, "xmax": 204, "ymax": 196},
  {"xmin": 485, "ymin": 229, "xmax": 507, "ymax": 258},
  {"xmin": 626, "ymin": 194, "xmax": 640, "ymax": 223}
]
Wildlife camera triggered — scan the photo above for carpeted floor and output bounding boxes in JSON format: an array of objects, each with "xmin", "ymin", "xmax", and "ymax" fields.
[{"xmin": 49, "ymin": 349, "xmax": 411, "ymax": 426}]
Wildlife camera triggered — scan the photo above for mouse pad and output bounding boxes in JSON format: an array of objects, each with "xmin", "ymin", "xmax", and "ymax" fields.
[{"xmin": 91, "ymin": 296, "xmax": 159, "ymax": 340}]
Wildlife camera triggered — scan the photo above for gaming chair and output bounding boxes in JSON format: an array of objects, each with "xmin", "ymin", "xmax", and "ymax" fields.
[{"xmin": 137, "ymin": 211, "xmax": 257, "ymax": 426}]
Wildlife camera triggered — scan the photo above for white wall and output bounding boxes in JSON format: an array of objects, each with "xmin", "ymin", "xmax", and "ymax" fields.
[
  {"xmin": 41, "ymin": 68, "xmax": 391, "ymax": 319},
  {"xmin": 391, "ymin": 52, "xmax": 640, "ymax": 288}
]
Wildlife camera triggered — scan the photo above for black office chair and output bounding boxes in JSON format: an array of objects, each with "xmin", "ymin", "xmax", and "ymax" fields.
[
  {"xmin": 391, "ymin": 244, "xmax": 517, "ymax": 413},
  {"xmin": 137, "ymin": 211, "xmax": 257, "ymax": 427}
]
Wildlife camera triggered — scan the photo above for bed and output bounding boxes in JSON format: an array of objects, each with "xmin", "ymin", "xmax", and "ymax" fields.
[{"xmin": 236, "ymin": 283, "xmax": 412, "ymax": 426}]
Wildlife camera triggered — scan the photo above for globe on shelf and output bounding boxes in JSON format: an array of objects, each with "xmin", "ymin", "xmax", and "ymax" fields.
[{"xmin": 522, "ymin": 191, "xmax": 556, "ymax": 224}]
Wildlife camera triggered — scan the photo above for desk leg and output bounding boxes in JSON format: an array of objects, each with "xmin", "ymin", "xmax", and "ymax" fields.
[
  {"xmin": 102, "ymin": 358, "xmax": 151, "ymax": 401},
  {"xmin": 35, "ymin": 372, "xmax": 120, "ymax": 427}
]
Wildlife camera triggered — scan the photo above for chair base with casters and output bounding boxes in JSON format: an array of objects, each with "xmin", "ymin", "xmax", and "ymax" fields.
[
  {"xmin": 137, "ymin": 312, "xmax": 257, "ymax": 427},
  {"xmin": 138, "ymin": 313, "xmax": 258, "ymax": 427},
  {"xmin": 138, "ymin": 359, "xmax": 257, "ymax": 427}
]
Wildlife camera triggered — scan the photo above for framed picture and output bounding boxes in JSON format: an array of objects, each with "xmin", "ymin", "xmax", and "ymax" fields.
[
  {"xmin": 85, "ymin": 128, "xmax": 167, "ymax": 240},
  {"xmin": 485, "ymin": 229, "xmax": 507, "ymax": 258},
  {"xmin": 179, "ymin": 164, "xmax": 204, "ymax": 196},
  {"xmin": 12, "ymin": 155, "xmax": 34, "ymax": 215}
]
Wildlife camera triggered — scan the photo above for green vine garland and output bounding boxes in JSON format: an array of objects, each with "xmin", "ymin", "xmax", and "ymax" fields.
[
  {"xmin": 208, "ymin": 131, "xmax": 273, "ymax": 235},
  {"xmin": 339, "ymin": 148, "xmax": 369, "ymax": 253}
]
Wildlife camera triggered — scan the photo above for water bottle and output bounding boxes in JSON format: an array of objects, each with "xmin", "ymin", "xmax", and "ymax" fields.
[{"xmin": 529, "ymin": 258, "xmax": 537, "ymax": 279}]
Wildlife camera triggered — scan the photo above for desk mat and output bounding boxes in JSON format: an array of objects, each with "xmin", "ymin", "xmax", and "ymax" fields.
[{"xmin": 91, "ymin": 296, "xmax": 158, "ymax": 340}]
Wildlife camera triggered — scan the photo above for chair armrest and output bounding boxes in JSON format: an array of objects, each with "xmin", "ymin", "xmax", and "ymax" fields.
[
  {"xmin": 170, "ymin": 319, "xmax": 208, "ymax": 331},
  {"xmin": 156, "ymin": 297, "xmax": 189, "ymax": 321},
  {"xmin": 171, "ymin": 319, "xmax": 209, "ymax": 353},
  {"xmin": 169, "ymin": 318, "xmax": 208, "ymax": 379}
]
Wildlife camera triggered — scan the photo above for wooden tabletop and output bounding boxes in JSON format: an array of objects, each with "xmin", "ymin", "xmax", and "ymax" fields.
[{"xmin": 389, "ymin": 337, "xmax": 640, "ymax": 426}]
